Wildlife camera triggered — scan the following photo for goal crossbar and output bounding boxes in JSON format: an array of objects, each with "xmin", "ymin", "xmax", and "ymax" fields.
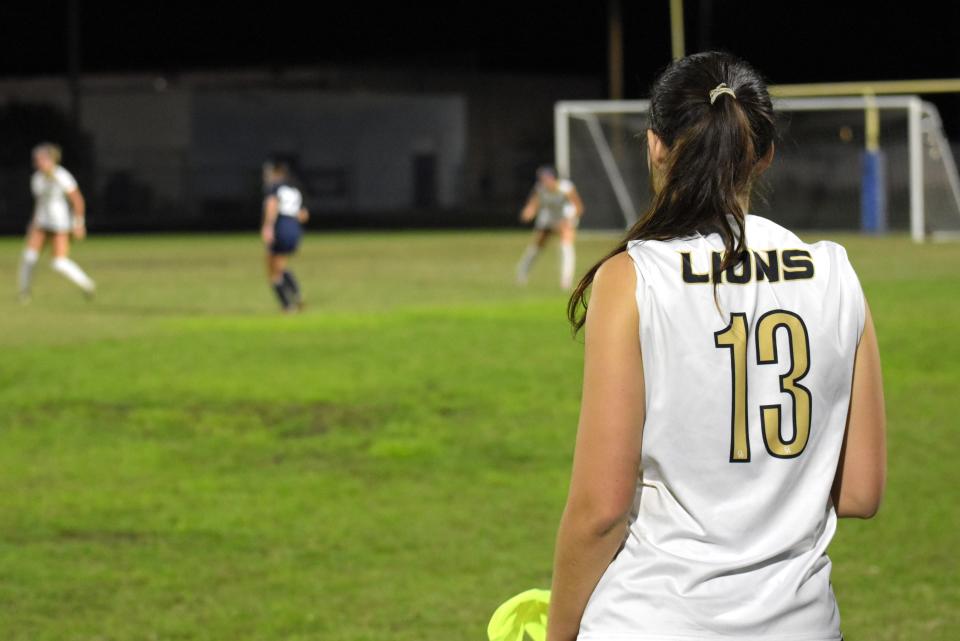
[{"xmin": 554, "ymin": 95, "xmax": 960, "ymax": 242}]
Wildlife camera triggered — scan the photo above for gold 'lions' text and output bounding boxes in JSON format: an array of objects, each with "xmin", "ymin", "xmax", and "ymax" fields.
[{"xmin": 680, "ymin": 249, "xmax": 815, "ymax": 284}]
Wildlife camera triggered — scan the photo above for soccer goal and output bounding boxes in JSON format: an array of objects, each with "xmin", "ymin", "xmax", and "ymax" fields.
[{"xmin": 555, "ymin": 96, "xmax": 960, "ymax": 241}]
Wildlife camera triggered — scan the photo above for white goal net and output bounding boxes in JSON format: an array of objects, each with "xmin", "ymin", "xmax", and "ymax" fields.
[{"xmin": 556, "ymin": 96, "xmax": 960, "ymax": 241}]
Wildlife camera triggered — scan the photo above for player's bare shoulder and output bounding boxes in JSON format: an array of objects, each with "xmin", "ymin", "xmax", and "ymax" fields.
[{"xmin": 590, "ymin": 252, "xmax": 638, "ymax": 308}]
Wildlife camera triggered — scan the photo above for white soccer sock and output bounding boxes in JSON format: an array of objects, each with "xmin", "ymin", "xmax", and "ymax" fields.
[
  {"xmin": 52, "ymin": 257, "xmax": 95, "ymax": 293},
  {"xmin": 517, "ymin": 245, "xmax": 540, "ymax": 283},
  {"xmin": 18, "ymin": 248, "xmax": 39, "ymax": 294},
  {"xmin": 560, "ymin": 243, "xmax": 576, "ymax": 290}
]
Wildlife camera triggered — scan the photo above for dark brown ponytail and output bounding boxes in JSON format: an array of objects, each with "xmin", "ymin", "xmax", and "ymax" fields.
[{"xmin": 568, "ymin": 52, "xmax": 776, "ymax": 332}]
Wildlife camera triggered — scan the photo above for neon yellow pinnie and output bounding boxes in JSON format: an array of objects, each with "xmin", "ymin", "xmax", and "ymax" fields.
[{"xmin": 487, "ymin": 589, "xmax": 551, "ymax": 641}]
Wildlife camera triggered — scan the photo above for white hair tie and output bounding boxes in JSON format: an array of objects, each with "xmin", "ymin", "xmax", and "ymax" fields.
[{"xmin": 709, "ymin": 83, "xmax": 736, "ymax": 105}]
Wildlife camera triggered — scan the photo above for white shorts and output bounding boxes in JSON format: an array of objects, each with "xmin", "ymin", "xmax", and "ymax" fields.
[
  {"xmin": 34, "ymin": 205, "xmax": 73, "ymax": 233},
  {"xmin": 534, "ymin": 207, "xmax": 578, "ymax": 230}
]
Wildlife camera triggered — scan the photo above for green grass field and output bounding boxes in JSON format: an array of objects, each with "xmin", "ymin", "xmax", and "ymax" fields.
[{"xmin": 0, "ymin": 230, "xmax": 957, "ymax": 641}]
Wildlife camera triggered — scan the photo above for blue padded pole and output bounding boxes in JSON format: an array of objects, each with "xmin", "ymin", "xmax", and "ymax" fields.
[{"xmin": 861, "ymin": 149, "xmax": 887, "ymax": 234}]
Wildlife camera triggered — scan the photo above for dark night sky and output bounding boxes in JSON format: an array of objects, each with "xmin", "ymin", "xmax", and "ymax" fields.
[{"xmin": 1, "ymin": 1, "xmax": 958, "ymax": 96}]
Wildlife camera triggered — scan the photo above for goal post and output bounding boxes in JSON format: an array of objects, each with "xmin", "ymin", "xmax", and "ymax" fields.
[{"xmin": 555, "ymin": 96, "xmax": 960, "ymax": 241}]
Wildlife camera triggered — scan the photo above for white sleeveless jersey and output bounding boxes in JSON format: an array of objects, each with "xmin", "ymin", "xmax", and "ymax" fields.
[
  {"xmin": 31, "ymin": 166, "xmax": 78, "ymax": 232},
  {"xmin": 537, "ymin": 179, "xmax": 575, "ymax": 217},
  {"xmin": 578, "ymin": 215, "xmax": 865, "ymax": 641}
]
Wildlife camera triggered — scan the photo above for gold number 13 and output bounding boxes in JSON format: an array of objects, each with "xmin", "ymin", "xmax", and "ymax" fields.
[{"xmin": 713, "ymin": 310, "xmax": 812, "ymax": 462}]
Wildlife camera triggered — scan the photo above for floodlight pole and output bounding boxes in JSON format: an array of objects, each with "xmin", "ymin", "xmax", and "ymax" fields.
[
  {"xmin": 67, "ymin": 0, "xmax": 81, "ymax": 126},
  {"xmin": 608, "ymin": 0, "xmax": 624, "ymax": 100},
  {"xmin": 607, "ymin": 0, "xmax": 626, "ymax": 166},
  {"xmin": 670, "ymin": 0, "xmax": 686, "ymax": 60}
]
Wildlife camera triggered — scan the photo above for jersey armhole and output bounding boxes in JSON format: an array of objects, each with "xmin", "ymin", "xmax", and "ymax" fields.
[
  {"xmin": 856, "ymin": 292, "xmax": 867, "ymax": 346},
  {"xmin": 624, "ymin": 242, "xmax": 647, "ymax": 334},
  {"xmin": 837, "ymin": 245, "xmax": 867, "ymax": 345},
  {"xmin": 56, "ymin": 168, "xmax": 78, "ymax": 192},
  {"xmin": 265, "ymin": 183, "xmax": 282, "ymax": 198}
]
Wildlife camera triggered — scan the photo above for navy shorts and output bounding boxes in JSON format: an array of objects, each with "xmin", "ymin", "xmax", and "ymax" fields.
[{"xmin": 270, "ymin": 216, "xmax": 302, "ymax": 255}]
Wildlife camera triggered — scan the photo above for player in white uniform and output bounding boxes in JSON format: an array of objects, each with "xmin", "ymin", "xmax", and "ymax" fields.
[
  {"xmin": 517, "ymin": 166, "xmax": 585, "ymax": 289},
  {"xmin": 17, "ymin": 143, "xmax": 96, "ymax": 301},
  {"xmin": 547, "ymin": 53, "xmax": 886, "ymax": 641}
]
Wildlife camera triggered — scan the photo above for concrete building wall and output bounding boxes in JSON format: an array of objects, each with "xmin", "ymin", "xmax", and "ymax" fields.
[{"xmin": 0, "ymin": 65, "xmax": 603, "ymax": 230}]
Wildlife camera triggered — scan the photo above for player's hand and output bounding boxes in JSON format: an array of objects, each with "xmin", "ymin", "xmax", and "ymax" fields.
[
  {"xmin": 72, "ymin": 222, "xmax": 87, "ymax": 240},
  {"xmin": 520, "ymin": 207, "xmax": 536, "ymax": 223},
  {"xmin": 261, "ymin": 226, "xmax": 274, "ymax": 245}
]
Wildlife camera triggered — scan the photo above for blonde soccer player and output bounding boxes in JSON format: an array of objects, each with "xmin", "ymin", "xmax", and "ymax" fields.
[
  {"xmin": 547, "ymin": 52, "xmax": 885, "ymax": 641},
  {"xmin": 18, "ymin": 143, "xmax": 96, "ymax": 301},
  {"xmin": 516, "ymin": 165, "xmax": 585, "ymax": 289},
  {"xmin": 260, "ymin": 161, "xmax": 309, "ymax": 312}
]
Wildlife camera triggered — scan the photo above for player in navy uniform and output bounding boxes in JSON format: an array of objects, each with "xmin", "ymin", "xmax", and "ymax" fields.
[{"xmin": 261, "ymin": 161, "xmax": 309, "ymax": 312}]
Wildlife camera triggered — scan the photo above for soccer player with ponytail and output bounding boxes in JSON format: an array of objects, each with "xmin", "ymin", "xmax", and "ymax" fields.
[
  {"xmin": 18, "ymin": 143, "xmax": 96, "ymax": 301},
  {"xmin": 261, "ymin": 161, "xmax": 308, "ymax": 312},
  {"xmin": 547, "ymin": 52, "xmax": 885, "ymax": 641}
]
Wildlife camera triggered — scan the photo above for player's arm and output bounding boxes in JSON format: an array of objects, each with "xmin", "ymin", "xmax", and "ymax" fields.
[
  {"xmin": 567, "ymin": 186, "xmax": 585, "ymax": 218},
  {"xmin": 547, "ymin": 252, "xmax": 644, "ymax": 641},
  {"xmin": 67, "ymin": 188, "xmax": 86, "ymax": 240},
  {"xmin": 297, "ymin": 207, "xmax": 309, "ymax": 224},
  {"xmin": 832, "ymin": 302, "xmax": 886, "ymax": 518},
  {"xmin": 520, "ymin": 192, "xmax": 540, "ymax": 223},
  {"xmin": 261, "ymin": 195, "xmax": 279, "ymax": 244}
]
